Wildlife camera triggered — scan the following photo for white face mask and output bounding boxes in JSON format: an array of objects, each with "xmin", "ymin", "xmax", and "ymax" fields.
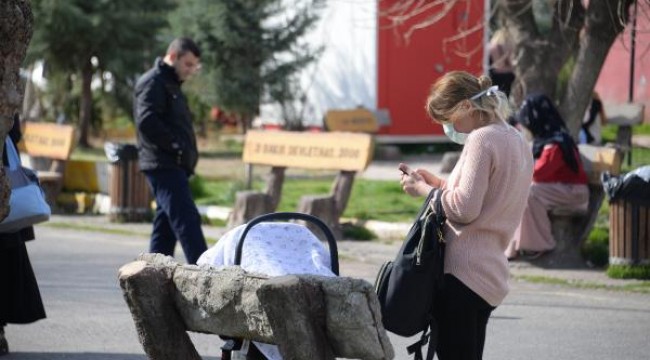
[{"xmin": 443, "ymin": 123, "xmax": 469, "ymax": 145}]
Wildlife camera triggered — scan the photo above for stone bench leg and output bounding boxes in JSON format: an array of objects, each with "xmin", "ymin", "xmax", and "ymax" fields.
[
  {"xmin": 298, "ymin": 195, "xmax": 341, "ymax": 240},
  {"xmin": 228, "ymin": 191, "xmax": 273, "ymax": 228}
]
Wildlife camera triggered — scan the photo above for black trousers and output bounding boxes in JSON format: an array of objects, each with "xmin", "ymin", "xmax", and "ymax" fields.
[
  {"xmin": 0, "ymin": 241, "xmax": 46, "ymax": 325},
  {"xmin": 144, "ymin": 168, "xmax": 207, "ymax": 264},
  {"xmin": 435, "ymin": 274, "xmax": 495, "ymax": 360}
]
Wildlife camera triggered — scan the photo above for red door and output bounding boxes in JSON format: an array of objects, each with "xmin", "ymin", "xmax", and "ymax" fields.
[{"xmin": 377, "ymin": 0, "xmax": 485, "ymax": 142}]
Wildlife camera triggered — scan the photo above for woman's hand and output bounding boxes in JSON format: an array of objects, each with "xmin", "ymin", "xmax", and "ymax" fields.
[
  {"xmin": 415, "ymin": 168, "xmax": 445, "ymax": 189},
  {"xmin": 399, "ymin": 163, "xmax": 433, "ymax": 197}
]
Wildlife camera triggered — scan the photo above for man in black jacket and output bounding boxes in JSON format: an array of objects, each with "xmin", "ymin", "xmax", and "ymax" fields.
[{"xmin": 134, "ymin": 37, "xmax": 207, "ymax": 264}]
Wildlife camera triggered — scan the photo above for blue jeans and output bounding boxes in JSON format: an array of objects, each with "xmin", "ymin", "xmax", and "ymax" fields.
[{"xmin": 143, "ymin": 168, "xmax": 207, "ymax": 264}]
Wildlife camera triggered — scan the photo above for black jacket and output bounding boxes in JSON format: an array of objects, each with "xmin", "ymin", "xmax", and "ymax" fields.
[{"xmin": 133, "ymin": 58, "xmax": 199, "ymax": 175}]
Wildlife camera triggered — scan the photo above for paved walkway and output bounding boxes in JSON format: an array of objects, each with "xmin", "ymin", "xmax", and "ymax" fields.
[
  {"xmin": 4, "ymin": 221, "xmax": 649, "ymax": 360},
  {"xmin": 46, "ymin": 214, "xmax": 647, "ymax": 290}
]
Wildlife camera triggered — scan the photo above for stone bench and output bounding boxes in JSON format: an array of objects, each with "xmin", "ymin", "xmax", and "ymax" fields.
[{"xmin": 118, "ymin": 253, "xmax": 394, "ymax": 360}]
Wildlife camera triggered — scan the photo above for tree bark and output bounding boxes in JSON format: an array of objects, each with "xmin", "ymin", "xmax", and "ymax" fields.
[
  {"xmin": 78, "ymin": 58, "xmax": 93, "ymax": 148},
  {"xmin": 560, "ymin": 0, "xmax": 633, "ymax": 137},
  {"xmin": 502, "ymin": 0, "xmax": 632, "ymax": 137},
  {"xmin": 0, "ymin": 0, "xmax": 33, "ymax": 220},
  {"xmin": 503, "ymin": 0, "xmax": 583, "ymax": 106}
]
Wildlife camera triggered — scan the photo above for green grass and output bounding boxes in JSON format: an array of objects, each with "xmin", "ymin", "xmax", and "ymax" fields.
[
  {"xmin": 601, "ymin": 124, "xmax": 650, "ymax": 172},
  {"xmin": 582, "ymin": 225, "xmax": 609, "ymax": 267},
  {"xmin": 601, "ymin": 123, "xmax": 650, "ymax": 143},
  {"xmin": 342, "ymin": 223, "xmax": 378, "ymax": 241},
  {"xmin": 607, "ymin": 264, "xmax": 650, "ymax": 280},
  {"xmin": 194, "ymin": 177, "xmax": 421, "ymax": 223},
  {"xmin": 70, "ymin": 146, "xmax": 110, "ymax": 162},
  {"xmin": 515, "ymin": 274, "xmax": 650, "ymax": 294},
  {"xmin": 194, "ymin": 179, "xmax": 263, "ymax": 206}
]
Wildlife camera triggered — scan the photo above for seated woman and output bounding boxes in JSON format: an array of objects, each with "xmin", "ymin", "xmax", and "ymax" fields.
[
  {"xmin": 505, "ymin": 94, "xmax": 589, "ymax": 259},
  {"xmin": 197, "ymin": 221, "xmax": 335, "ymax": 360}
]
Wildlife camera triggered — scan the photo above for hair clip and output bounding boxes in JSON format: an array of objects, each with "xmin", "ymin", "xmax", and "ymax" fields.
[{"xmin": 470, "ymin": 85, "xmax": 499, "ymax": 100}]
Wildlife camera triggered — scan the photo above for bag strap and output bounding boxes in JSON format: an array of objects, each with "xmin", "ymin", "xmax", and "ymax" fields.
[
  {"xmin": 407, "ymin": 189, "xmax": 446, "ymax": 360},
  {"xmin": 425, "ymin": 320, "xmax": 438, "ymax": 360},
  {"xmin": 417, "ymin": 189, "xmax": 437, "ymax": 220},
  {"xmin": 432, "ymin": 188, "xmax": 446, "ymax": 223},
  {"xmin": 4, "ymin": 137, "xmax": 21, "ymax": 170},
  {"xmin": 413, "ymin": 189, "xmax": 445, "ymax": 360},
  {"xmin": 406, "ymin": 329, "xmax": 428, "ymax": 360},
  {"xmin": 406, "ymin": 319, "xmax": 439, "ymax": 360}
]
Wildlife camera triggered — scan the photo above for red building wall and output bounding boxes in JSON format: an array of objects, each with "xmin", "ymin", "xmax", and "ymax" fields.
[
  {"xmin": 377, "ymin": 1, "xmax": 485, "ymax": 142},
  {"xmin": 595, "ymin": 5, "xmax": 650, "ymax": 120}
]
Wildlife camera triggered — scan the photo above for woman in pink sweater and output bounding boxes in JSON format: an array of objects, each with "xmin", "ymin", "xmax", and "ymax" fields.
[{"xmin": 400, "ymin": 71, "xmax": 533, "ymax": 359}]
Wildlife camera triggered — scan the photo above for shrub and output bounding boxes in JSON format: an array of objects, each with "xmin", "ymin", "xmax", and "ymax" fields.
[
  {"xmin": 190, "ymin": 175, "xmax": 208, "ymax": 198},
  {"xmin": 582, "ymin": 226, "xmax": 609, "ymax": 267},
  {"xmin": 607, "ymin": 264, "xmax": 650, "ymax": 280},
  {"xmin": 342, "ymin": 223, "xmax": 377, "ymax": 241}
]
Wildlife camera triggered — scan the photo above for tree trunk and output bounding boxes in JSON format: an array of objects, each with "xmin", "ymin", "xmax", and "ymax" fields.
[
  {"xmin": 503, "ymin": 0, "xmax": 583, "ymax": 108},
  {"xmin": 0, "ymin": 0, "xmax": 33, "ymax": 220},
  {"xmin": 78, "ymin": 58, "xmax": 93, "ymax": 148},
  {"xmin": 560, "ymin": 0, "xmax": 634, "ymax": 137},
  {"xmin": 503, "ymin": 0, "xmax": 634, "ymax": 138}
]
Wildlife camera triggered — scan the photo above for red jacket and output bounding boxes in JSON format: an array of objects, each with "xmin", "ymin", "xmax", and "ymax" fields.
[{"xmin": 533, "ymin": 144, "xmax": 588, "ymax": 184}]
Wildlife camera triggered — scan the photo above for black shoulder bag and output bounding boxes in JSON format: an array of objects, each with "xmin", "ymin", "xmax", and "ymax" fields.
[{"xmin": 374, "ymin": 188, "xmax": 446, "ymax": 360}]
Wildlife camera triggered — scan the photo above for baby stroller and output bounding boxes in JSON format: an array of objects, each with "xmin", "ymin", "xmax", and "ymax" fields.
[{"xmin": 197, "ymin": 212, "xmax": 340, "ymax": 360}]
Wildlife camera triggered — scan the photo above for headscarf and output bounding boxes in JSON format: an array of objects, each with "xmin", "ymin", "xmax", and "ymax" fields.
[{"xmin": 516, "ymin": 94, "xmax": 580, "ymax": 173}]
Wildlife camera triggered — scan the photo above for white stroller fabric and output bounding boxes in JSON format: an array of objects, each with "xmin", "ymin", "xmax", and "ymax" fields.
[{"xmin": 197, "ymin": 222, "xmax": 336, "ymax": 360}]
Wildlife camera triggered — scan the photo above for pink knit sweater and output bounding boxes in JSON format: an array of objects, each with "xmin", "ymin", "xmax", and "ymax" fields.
[{"xmin": 439, "ymin": 122, "xmax": 533, "ymax": 306}]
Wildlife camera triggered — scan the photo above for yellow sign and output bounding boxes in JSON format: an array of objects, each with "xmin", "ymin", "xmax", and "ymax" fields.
[
  {"xmin": 578, "ymin": 144, "xmax": 623, "ymax": 184},
  {"xmin": 325, "ymin": 109, "xmax": 379, "ymax": 133},
  {"xmin": 20, "ymin": 123, "xmax": 76, "ymax": 160},
  {"xmin": 243, "ymin": 130, "xmax": 374, "ymax": 171}
]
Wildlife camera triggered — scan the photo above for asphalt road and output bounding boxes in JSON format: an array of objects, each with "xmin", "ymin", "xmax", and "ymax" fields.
[{"xmin": 3, "ymin": 225, "xmax": 650, "ymax": 360}]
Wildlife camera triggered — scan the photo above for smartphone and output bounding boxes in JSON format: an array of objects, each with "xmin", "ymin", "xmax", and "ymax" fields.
[{"xmin": 398, "ymin": 163, "xmax": 412, "ymax": 175}]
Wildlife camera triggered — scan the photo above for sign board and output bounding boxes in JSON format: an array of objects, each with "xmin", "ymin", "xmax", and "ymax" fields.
[
  {"xmin": 578, "ymin": 144, "xmax": 623, "ymax": 184},
  {"xmin": 324, "ymin": 109, "xmax": 379, "ymax": 133},
  {"xmin": 19, "ymin": 123, "xmax": 76, "ymax": 160},
  {"xmin": 243, "ymin": 130, "xmax": 374, "ymax": 171},
  {"xmin": 604, "ymin": 103, "xmax": 645, "ymax": 126}
]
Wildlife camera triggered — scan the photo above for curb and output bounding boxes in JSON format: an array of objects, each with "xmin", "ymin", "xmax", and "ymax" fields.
[{"xmin": 197, "ymin": 205, "xmax": 411, "ymax": 241}]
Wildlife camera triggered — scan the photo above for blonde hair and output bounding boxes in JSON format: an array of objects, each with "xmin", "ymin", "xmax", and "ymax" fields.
[{"xmin": 425, "ymin": 71, "xmax": 511, "ymax": 125}]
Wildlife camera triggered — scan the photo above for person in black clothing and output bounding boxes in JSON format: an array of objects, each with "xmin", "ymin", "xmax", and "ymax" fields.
[
  {"xmin": 488, "ymin": 29, "xmax": 515, "ymax": 97},
  {"xmin": 0, "ymin": 114, "xmax": 47, "ymax": 356},
  {"xmin": 134, "ymin": 37, "xmax": 207, "ymax": 264},
  {"xmin": 579, "ymin": 92, "xmax": 607, "ymax": 145}
]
